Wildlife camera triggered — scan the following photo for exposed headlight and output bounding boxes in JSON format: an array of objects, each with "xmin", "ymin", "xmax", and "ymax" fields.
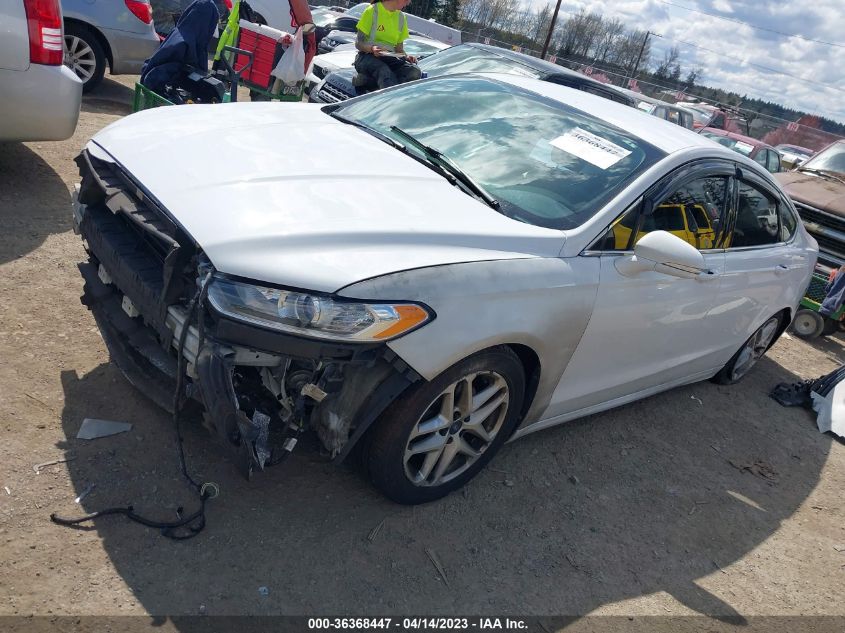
[{"xmin": 207, "ymin": 276, "xmax": 432, "ymax": 342}]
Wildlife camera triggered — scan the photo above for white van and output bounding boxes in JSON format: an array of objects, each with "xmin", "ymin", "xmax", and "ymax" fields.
[{"xmin": 345, "ymin": 2, "xmax": 461, "ymax": 45}]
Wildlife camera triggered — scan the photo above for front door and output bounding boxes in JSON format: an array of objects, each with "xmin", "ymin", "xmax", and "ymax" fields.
[{"xmin": 545, "ymin": 173, "xmax": 733, "ymax": 418}]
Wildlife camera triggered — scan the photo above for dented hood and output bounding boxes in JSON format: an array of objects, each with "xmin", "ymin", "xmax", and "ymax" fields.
[
  {"xmin": 776, "ymin": 171, "xmax": 845, "ymax": 217},
  {"xmin": 90, "ymin": 102, "xmax": 564, "ymax": 292}
]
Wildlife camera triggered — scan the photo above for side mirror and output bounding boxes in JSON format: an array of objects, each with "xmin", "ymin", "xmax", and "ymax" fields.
[{"xmin": 614, "ymin": 230, "xmax": 707, "ymax": 279}]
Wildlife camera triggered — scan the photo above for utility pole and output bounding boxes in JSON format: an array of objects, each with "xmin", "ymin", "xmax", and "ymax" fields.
[
  {"xmin": 628, "ymin": 30, "xmax": 650, "ymax": 83},
  {"xmin": 541, "ymin": 0, "xmax": 563, "ymax": 60}
]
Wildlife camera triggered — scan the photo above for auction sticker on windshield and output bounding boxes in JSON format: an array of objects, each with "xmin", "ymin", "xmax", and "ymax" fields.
[{"xmin": 550, "ymin": 127, "xmax": 632, "ymax": 169}]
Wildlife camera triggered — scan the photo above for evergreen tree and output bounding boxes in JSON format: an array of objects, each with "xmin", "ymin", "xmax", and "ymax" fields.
[
  {"xmin": 407, "ymin": 0, "xmax": 437, "ymax": 19},
  {"xmin": 435, "ymin": 0, "xmax": 461, "ymax": 26}
]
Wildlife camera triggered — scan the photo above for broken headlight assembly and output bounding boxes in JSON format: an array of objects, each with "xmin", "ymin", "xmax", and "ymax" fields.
[{"xmin": 207, "ymin": 276, "xmax": 433, "ymax": 342}]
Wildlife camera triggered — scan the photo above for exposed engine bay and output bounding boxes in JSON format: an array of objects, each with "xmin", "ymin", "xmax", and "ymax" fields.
[{"xmin": 72, "ymin": 148, "xmax": 417, "ymax": 478}]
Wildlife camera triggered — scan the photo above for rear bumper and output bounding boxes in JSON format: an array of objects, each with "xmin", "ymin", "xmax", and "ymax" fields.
[{"xmin": 0, "ymin": 64, "xmax": 82, "ymax": 142}]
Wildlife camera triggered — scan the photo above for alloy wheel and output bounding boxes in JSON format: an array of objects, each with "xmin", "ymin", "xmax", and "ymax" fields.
[
  {"xmin": 64, "ymin": 35, "xmax": 97, "ymax": 83},
  {"xmin": 403, "ymin": 371, "xmax": 509, "ymax": 487}
]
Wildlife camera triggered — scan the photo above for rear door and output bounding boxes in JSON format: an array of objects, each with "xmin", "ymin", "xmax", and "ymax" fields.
[{"xmin": 716, "ymin": 169, "xmax": 809, "ymax": 347}]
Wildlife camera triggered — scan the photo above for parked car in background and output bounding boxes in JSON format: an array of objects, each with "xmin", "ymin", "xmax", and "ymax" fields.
[
  {"xmin": 314, "ymin": 13, "xmax": 360, "ymax": 52},
  {"xmin": 310, "ymin": 43, "xmax": 636, "ymax": 106},
  {"xmin": 72, "ymin": 73, "xmax": 814, "ymax": 503},
  {"xmin": 699, "ymin": 128, "xmax": 782, "ymax": 174},
  {"xmin": 306, "ymin": 35, "xmax": 449, "ymax": 94},
  {"xmin": 62, "ymin": 0, "xmax": 160, "ymax": 92},
  {"xmin": 775, "ymin": 144, "xmax": 814, "ymax": 171},
  {"xmin": 683, "ymin": 102, "xmax": 749, "ymax": 134},
  {"xmin": 151, "ymin": 0, "xmax": 231, "ymax": 37},
  {"xmin": 0, "ymin": 0, "xmax": 82, "ymax": 141},
  {"xmin": 311, "ymin": 6, "xmax": 348, "ymax": 47},
  {"xmin": 776, "ymin": 139, "xmax": 845, "ymax": 270},
  {"xmin": 618, "ymin": 89, "xmax": 694, "ymax": 129}
]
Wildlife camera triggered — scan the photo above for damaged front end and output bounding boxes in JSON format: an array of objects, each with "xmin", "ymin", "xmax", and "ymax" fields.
[{"xmin": 72, "ymin": 147, "xmax": 421, "ymax": 478}]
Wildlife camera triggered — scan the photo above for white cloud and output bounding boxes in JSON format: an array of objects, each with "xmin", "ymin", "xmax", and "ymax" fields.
[{"xmin": 524, "ymin": 0, "xmax": 845, "ymax": 124}]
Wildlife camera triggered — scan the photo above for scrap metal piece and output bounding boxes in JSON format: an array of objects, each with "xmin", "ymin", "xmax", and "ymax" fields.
[
  {"xmin": 301, "ymin": 383, "xmax": 327, "ymax": 403},
  {"xmin": 33, "ymin": 455, "xmax": 76, "ymax": 474},
  {"xmin": 76, "ymin": 418, "xmax": 133, "ymax": 440},
  {"xmin": 74, "ymin": 483, "xmax": 96, "ymax": 504}
]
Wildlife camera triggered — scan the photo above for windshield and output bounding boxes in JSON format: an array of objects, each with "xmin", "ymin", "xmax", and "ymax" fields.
[
  {"xmin": 684, "ymin": 106, "xmax": 713, "ymax": 127},
  {"xmin": 403, "ymin": 40, "xmax": 444, "ymax": 57},
  {"xmin": 700, "ymin": 132, "xmax": 756, "ymax": 157},
  {"xmin": 801, "ymin": 141, "xmax": 845, "ymax": 175},
  {"xmin": 419, "ymin": 46, "xmax": 542, "ymax": 79},
  {"xmin": 335, "ymin": 76, "xmax": 662, "ymax": 229},
  {"xmin": 312, "ymin": 9, "xmax": 341, "ymax": 27}
]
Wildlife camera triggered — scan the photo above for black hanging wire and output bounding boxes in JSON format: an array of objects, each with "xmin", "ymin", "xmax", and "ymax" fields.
[{"xmin": 52, "ymin": 272, "xmax": 219, "ymax": 540}]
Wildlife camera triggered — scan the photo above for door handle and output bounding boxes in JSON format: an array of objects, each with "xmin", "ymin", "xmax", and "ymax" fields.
[
  {"xmin": 774, "ymin": 264, "xmax": 789, "ymax": 276},
  {"xmin": 696, "ymin": 269, "xmax": 720, "ymax": 281}
]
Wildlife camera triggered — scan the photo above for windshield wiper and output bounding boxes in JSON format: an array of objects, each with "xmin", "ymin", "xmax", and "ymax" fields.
[
  {"xmin": 798, "ymin": 167, "xmax": 845, "ymax": 186},
  {"xmin": 389, "ymin": 126, "xmax": 500, "ymax": 210},
  {"xmin": 329, "ymin": 112, "xmax": 407, "ymax": 151}
]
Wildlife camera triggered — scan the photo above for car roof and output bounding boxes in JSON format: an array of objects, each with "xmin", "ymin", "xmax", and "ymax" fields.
[
  {"xmin": 473, "ymin": 73, "xmax": 724, "ymax": 155},
  {"xmin": 464, "ymin": 43, "xmax": 634, "ymax": 104},
  {"xmin": 700, "ymin": 127, "xmax": 774, "ymax": 150}
]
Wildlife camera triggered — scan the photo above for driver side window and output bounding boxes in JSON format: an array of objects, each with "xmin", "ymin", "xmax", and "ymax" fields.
[{"xmin": 597, "ymin": 176, "xmax": 729, "ymax": 251}]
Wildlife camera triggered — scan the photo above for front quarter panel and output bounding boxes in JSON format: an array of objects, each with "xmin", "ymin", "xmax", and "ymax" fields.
[{"xmin": 339, "ymin": 257, "xmax": 600, "ymax": 427}]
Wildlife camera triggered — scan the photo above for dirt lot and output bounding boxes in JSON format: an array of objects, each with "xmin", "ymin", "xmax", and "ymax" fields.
[{"xmin": 1, "ymin": 76, "xmax": 844, "ymax": 622}]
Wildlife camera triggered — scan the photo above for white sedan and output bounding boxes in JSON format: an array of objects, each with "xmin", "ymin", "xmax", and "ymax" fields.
[
  {"xmin": 72, "ymin": 74, "xmax": 816, "ymax": 504},
  {"xmin": 305, "ymin": 34, "xmax": 449, "ymax": 94}
]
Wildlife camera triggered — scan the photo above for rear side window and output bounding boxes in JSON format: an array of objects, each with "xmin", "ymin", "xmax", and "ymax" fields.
[
  {"xmin": 780, "ymin": 198, "xmax": 798, "ymax": 240},
  {"xmin": 731, "ymin": 181, "xmax": 779, "ymax": 247}
]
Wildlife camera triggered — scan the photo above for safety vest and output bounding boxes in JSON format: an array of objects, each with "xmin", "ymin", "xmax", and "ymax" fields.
[{"xmin": 364, "ymin": 2, "xmax": 406, "ymax": 51}]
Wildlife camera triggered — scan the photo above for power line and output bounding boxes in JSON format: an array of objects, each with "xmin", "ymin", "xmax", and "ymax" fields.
[
  {"xmin": 655, "ymin": 33, "xmax": 845, "ymax": 95},
  {"xmin": 654, "ymin": 0, "xmax": 845, "ymax": 49}
]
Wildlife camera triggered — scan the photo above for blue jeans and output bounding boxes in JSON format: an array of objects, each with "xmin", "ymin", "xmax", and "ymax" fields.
[{"xmin": 353, "ymin": 52, "xmax": 421, "ymax": 89}]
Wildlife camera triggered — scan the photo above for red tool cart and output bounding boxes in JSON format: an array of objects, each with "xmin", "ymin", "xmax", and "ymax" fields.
[{"xmin": 234, "ymin": 20, "xmax": 306, "ymax": 101}]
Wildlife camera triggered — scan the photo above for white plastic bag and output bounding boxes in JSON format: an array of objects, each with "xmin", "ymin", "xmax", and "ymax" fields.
[{"xmin": 271, "ymin": 28, "xmax": 305, "ymax": 85}]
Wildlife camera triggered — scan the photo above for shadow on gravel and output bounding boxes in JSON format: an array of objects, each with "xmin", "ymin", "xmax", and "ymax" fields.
[
  {"xmin": 0, "ymin": 143, "xmax": 71, "ymax": 265},
  {"xmin": 81, "ymin": 77, "xmax": 135, "ymax": 117},
  {"xmin": 55, "ymin": 352, "xmax": 832, "ymax": 619}
]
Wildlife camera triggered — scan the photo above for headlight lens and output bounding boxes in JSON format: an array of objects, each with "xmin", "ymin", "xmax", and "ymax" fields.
[{"xmin": 207, "ymin": 276, "xmax": 432, "ymax": 342}]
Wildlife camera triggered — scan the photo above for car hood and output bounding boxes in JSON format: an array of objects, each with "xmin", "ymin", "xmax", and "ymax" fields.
[
  {"xmin": 776, "ymin": 170, "xmax": 845, "ymax": 216},
  {"xmin": 90, "ymin": 103, "xmax": 564, "ymax": 293},
  {"xmin": 312, "ymin": 48, "xmax": 357, "ymax": 71}
]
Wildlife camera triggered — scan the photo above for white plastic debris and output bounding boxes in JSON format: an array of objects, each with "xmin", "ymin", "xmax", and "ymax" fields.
[
  {"xmin": 811, "ymin": 382, "xmax": 845, "ymax": 439},
  {"xmin": 76, "ymin": 418, "xmax": 133, "ymax": 440}
]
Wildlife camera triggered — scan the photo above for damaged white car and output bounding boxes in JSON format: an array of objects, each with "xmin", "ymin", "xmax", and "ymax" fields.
[{"xmin": 72, "ymin": 74, "xmax": 816, "ymax": 504}]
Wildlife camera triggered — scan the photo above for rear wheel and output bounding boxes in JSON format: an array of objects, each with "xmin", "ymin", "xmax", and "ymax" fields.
[
  {"xmin": 367, "ymin": 348, "xmax": 525, "ymax": 504},
  {"xmin": 64, "ymin": 24, "xmax": 106, "ymax": 93},
  {"xmin": 712, "ymin": 314, "xmax": 782, "ymax": 384},
  {"xmin": 791, "ymin": 309, "xmax": 824, "ymax": 340}
]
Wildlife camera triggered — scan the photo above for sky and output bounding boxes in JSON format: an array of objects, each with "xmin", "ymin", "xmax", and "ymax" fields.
[{"xmin": 527, "ymin": 0, "xmax": 845, "ymax": 125}]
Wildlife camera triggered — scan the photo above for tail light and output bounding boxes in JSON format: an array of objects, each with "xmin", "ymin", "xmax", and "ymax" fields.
[
  {"xmin": 125, "ymin": 0, "xmax": 153, "ymax": 24},
  {"xmin": 23, "ymin": 0, "xmax": 64, "ymax": 66},
  {"xmin": 223, "ymin": 0, "xmax": 233, "ymax": 10}
]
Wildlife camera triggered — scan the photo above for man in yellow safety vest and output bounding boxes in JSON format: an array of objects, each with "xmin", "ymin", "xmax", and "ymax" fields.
[{"xmin": 353, "ymin": 0, "xmax": 422, "ymax": 89}]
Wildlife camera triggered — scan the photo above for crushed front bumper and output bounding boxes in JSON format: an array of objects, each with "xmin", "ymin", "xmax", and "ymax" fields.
[{"xmin": 72, "ymin": 149, "xmax": 419, "ymax": 478}]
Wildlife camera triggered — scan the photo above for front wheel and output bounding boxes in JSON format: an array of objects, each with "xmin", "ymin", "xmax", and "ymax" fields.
[
  {"xmin": 367, "ymin": 347, "xmax": 525, "ymax": 504},
  {"xmin": 711, "ymin": 314, "xmax": 783, "ymax": 385}
]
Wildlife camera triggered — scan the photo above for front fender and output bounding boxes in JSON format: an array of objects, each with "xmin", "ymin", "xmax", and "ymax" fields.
[{"xmin": 338, "ymin": 257, "xmax": 600, "ymax": 426}]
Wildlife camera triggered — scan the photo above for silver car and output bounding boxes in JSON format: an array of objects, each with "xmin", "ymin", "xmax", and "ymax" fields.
[
  {"xmin": 62, "ymin": 0, "xmax": 160, "ymax": 92},
  {"xmin": 0, "ymin": 0, "xmax": 82, "ymax": 141},
  {"xmin": 71, "ymin": 74, "xmax": 817, "ymax": 504}
]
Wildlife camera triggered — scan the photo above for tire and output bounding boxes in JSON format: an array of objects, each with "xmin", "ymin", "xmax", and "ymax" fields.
[
  {"xmin": 791, "ymin": 309, "xmax": 824, "ymax": 340},
  {"xmin": 64, "ymin": 24, "xmax": 106, "ymax": 93},
  {"xmin": 367, "ymin": 347, "xmax": 525, "ymax": 504},
  {"xmin": 712, "ymin": 313, "xmax": 783, "ymax": 385},
  {"xmin": 821, "ymin": 317, "xmax": 839, "ymax": 336}
]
